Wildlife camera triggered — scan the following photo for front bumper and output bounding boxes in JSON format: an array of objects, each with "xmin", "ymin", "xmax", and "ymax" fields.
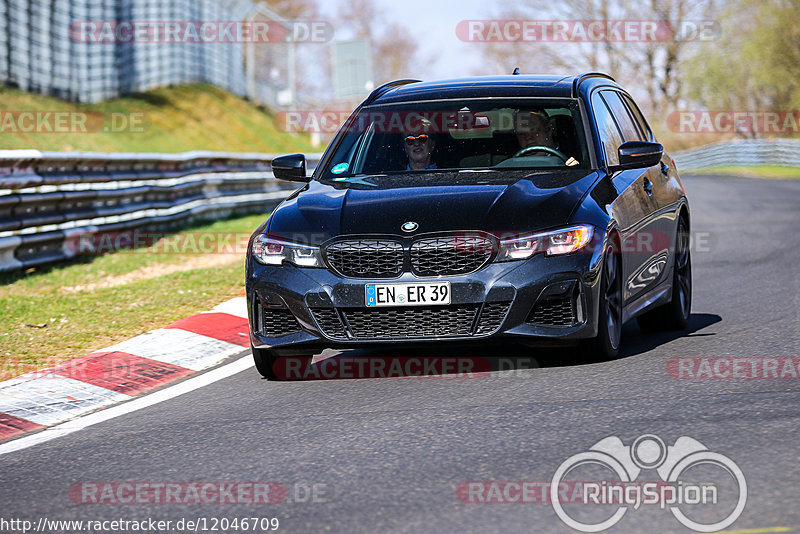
[{"xmin": 246, "ymin": 248, "xmax": 605, "ymax": 352}]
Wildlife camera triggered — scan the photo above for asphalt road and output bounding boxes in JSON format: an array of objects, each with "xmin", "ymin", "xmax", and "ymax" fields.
[{"xmin": 2, "ymin": 174, "xmax": 800, "ymax": 534}]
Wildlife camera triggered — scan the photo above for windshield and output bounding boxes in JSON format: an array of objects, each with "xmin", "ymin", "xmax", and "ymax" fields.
[{"xmin": 320, "ymin": 98, "xmax": 590, "ymax": 180}]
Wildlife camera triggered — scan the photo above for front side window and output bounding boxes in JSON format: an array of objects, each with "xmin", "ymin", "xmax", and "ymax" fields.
[
  {"xmin": 620, "ymin": 93, "xmax": 655, "ymax": 141},
  {"xmin": 320, "ymin": 99, "xmax": 590, "ymax": 180},
  {"xmin": 601, "ymin": 91, "xmax": 644, "ymax": 142},
  {"xmin": 591, "ymin": 92, "xmax": 623, "ymax": 166}
]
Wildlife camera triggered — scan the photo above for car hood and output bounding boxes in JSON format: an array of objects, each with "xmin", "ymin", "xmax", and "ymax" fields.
[{"xmin": 266, "ymin": 170, "xmax": 600, "ymax": 243}]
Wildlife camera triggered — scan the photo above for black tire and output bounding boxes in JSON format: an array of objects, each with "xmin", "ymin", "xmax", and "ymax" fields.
[
  {"xmin": 251, "ymin": 346, "xmax": 312, "ymax": 380},
  {"xmin": 636, "ymin": 217, "xmax": 692, "ymax": 332},
  {"xmin": 581, "ymin": 239, "xmax": 623, "ymax": 360},
  {"xmin": 252, "ymin": 346, "xmax": 279, "ymax": 379}
]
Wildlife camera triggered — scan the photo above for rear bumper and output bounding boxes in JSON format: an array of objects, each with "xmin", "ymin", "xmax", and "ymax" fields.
[{"xmin": 246, "ymin": 247, "xmax": 605, "ymax": 352}]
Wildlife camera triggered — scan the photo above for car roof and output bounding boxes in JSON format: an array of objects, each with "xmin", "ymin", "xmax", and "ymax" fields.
[{"xmin": 367, "ymin": 73, "xmax": 621, "ymax": 105}]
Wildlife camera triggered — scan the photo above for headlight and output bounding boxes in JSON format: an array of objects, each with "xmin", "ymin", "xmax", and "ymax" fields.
[
  {"xmin": 496, "ymin": 225, "xmax": 594, "ymax": 261},
  {"xmin": 251, "ymin": 235, "xmax": 324, "ymax": 267}
]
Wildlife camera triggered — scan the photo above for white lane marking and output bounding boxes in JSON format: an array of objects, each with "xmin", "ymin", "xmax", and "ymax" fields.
[
  {"xmin": 101, "ymin": 329, "xmax": 243, "ymax": 371},
  {"xmin": 0, "ymin": 377, "xmax": 129, "ymax": 426},
  {"xmin": 0, "ymin": 355, "xmax": 252, "ymax": 456},
  {"xmin": 210, "ymin": 297, "xmax": 248, "ymax": 319}
]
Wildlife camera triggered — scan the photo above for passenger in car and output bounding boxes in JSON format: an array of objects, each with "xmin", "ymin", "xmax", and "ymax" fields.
[{"xmin": 514, "ymin": 110, "xmax": 579, "ymax": 166}]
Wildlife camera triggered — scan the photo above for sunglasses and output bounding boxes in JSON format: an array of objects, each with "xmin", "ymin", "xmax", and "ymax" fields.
[{"xmin": 405, "ymin": 134, "xmax": 430, "ymax": 146}]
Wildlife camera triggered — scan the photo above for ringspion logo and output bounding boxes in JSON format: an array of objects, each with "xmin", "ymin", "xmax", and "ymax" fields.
[{"xmin": 551, "ymin": 435, "xmax": 746, "ymax": 532}]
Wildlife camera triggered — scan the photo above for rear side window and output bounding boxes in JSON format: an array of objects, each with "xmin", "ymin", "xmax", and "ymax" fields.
[
  {"xmin": 620, "ymin": 93, "xmax": 654, "ymax": 141},
  {"xmin": 601, "ymin": 91, "xmax": 643, "ymax": 142},
  {"xmin": 590, "ymin": 92, "xmax": 623, "ymax": 166}
]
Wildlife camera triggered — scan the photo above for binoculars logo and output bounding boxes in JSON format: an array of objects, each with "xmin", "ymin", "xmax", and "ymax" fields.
[{"xmin": 551, "ymin": 434, "xmax": 747, "ymax": 532}]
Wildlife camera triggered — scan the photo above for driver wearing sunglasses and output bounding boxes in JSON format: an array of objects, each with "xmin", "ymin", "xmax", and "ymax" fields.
[{"xmin": 403, "ymin": 118, "xmax": 437, "ymax": 171}]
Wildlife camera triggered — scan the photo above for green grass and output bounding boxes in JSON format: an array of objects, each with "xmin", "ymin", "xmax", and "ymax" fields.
[
  {"xmin": 0, "ymin": 83, "xmax": 316, "ymax": 153},
  {"xmin": 0, "ymin": 212, "xmax": 269, "ymax": 380},
  {"xmin": 690, "ymin": 165, "xmax": 800, "ymax": 179},
  {"xmin": 0, "ymin": 83, "xmax": 316, "ymax": 380}
]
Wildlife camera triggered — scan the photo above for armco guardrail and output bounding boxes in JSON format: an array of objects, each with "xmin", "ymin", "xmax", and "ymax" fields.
[
  {"xmin": 0, "ymin": 150, "xmax": 321, "ymax": 272},
  {"xmin": 672, "ymin": 138, "xmax": 800, "ymax": 171}
]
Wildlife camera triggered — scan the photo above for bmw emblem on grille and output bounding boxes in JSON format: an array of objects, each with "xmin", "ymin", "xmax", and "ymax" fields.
[{"xmin": 401, "ymin": 221, "xmax": 419, "ymax": 233}]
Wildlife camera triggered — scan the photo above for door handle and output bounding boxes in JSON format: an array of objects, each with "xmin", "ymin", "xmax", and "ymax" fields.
[{"xmin": 643, "ymin": 178, "xmax": 654, "ymax": 196}]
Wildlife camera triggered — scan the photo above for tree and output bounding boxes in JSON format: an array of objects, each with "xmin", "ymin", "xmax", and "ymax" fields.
[
  {"xmin": 337, "ymin": 0, "xmax": 424, "ymax": 84},
  {"xmin": 247, "ymin": 0, "xmax": 330, "ymax": 107},
  {"xmin": 265, "ymin": 0, "xmax": 320, "ymax": 20},
  {"xmin": 744, "ymin": 0, "xmax": 800, "ymax": 111},
  {"xmin": 477, "ymin": 0, "xmax": 718, "ymax": 115},
  {"xmin": 683, "ymin": 0, "xmax": 800, "ymax": 136},
  {"xmin": 683, "ymin": 2, "xmax": 765, "ymax": 111}
]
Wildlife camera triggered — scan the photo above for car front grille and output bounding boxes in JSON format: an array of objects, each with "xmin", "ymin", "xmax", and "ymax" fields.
[
  {"xmin": 310, "ymin": 302, "xmax": 510, "ymax": 340},
  {"xmin": 410, "ymin": 234, "xmax": 494, "ymax": 276},
  {"xmin": 254, "ymin": 299, "xmax": 302, "ymax": 337},
  {"xmin": 345, "ymin": 305, "xmax": 478, "ymax": 339},
  {"xmin": 527, "ymin": 297, "xmax": 577, "ymax": 327},
  {"xmin": 324, "ymin": 234, "xmax": 496, "ymax": 279},
  {"xmin": 325, "ymin": 240, "xmax": 404, "ymax": 278}
]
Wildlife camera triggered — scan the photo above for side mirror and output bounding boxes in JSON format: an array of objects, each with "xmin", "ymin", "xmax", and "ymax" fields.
[
  {"xmin": 272, "ymin": 154, "xmax": 310, "ymax": 182},
  {"xmin": 612, "ymin": 141, "xmax": 663, "ymax": 171}
]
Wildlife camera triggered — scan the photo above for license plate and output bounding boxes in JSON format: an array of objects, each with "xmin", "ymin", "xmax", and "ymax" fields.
[{"xmin": 365, "ymin": 282, "xmax": 451, "ymax": 307}]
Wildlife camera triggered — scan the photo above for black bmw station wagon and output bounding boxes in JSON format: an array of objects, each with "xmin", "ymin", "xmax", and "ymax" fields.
[{"xmin": 246, "ymin": 73, "xmax": 691, "ymax": 379}]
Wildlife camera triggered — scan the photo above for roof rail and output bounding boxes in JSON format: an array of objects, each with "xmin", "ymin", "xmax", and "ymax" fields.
[
  {"xmin": 572, "ymin": 72, "xmax": 616, "ymax": 95},
  {"xmin": 363, "ymin": 79, "xmax": 421, "ymax": 105}
]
